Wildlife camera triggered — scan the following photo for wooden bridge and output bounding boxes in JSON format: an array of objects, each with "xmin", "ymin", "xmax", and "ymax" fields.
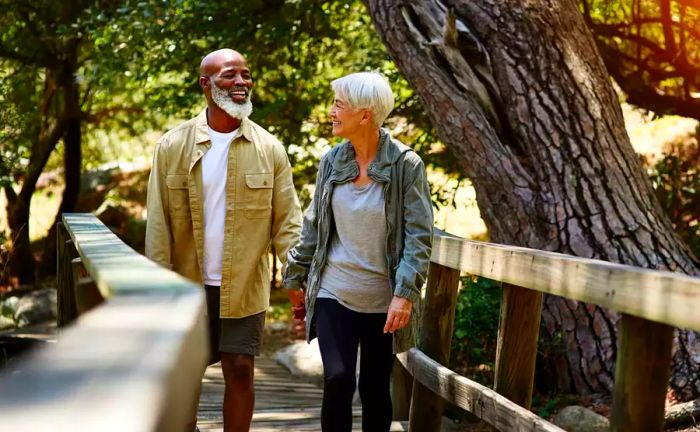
[{"xmin": 0, "ymin": 213, "xmax": 699, "ymax": 431}]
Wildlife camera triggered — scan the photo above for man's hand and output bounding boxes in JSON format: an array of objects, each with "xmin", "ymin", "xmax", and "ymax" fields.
[{"xmin": 383, "ymin": 296, "xmax": 413, "ymax": 334}]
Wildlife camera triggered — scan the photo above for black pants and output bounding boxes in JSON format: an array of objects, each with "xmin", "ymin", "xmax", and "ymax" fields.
[{"xmin": 315, "ymin": 298, "xmax": 395, "ymax": 432}]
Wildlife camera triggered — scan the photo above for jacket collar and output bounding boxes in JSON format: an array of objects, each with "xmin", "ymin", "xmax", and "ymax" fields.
[
  {"xmin": 194, "ymin": 108, "xmax": 254, "ymax": 146},
  {"xmin": 190, "ymin": 109, "xmax": 254, "ymax": 174},
  {"xmin": 330, "ymin": 128, "xmax": 411, "ymax": 183}
]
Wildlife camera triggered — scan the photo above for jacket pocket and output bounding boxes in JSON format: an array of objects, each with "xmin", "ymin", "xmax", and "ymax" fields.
[
  {"xmin": 166, "ymin": 174, "xmax": 190, "ymax": 219},
  {"xmin": 243, "ymin": 172, "xmax": 273, "ymax": 209}
]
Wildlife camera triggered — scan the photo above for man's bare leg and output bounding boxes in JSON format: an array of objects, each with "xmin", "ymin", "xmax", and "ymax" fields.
[{"xmin": 221, "ymin": 352, "xmax": 255, "ymax": 432}]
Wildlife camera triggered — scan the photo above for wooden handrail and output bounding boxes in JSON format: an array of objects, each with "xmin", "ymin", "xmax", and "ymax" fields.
[
  {"xmin": 0, "ymin": 213, "xmax": 208, "ymax": 432},
  {"xmin": 431, "ymin": 229, "xmax": 700, "ymax": 331},
  {"xmin": 398, "ymin": 349, "xmax": 565, "ymax": 431},
  {"xmin": 0, "ymin": 217, "xmax": 694, "ymax": 431},
  {"xmin": 403, "ymin": 229, "xmax": 700, "ymax": 431}
]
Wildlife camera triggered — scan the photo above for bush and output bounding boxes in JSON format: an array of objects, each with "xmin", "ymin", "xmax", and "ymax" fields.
[
  {"xmin": 645, "ymin": 128, "xmax": 700, "ymax": 258},
  {"xmin": 450, "ymin": 275, "xmax": 502, "ymax": 377},
  {"xmin": 0, "ymin": 231, "xmax": 10, "ymax": 288}
]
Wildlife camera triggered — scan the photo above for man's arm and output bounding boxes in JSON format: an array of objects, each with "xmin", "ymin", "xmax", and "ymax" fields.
[
  {"xmin": 270, "ymin": 142, "xmax": 302, "ymax": 269},
  {"xmin": 145, "ymin": 139, "xmax": 173, "ymax": 269}
]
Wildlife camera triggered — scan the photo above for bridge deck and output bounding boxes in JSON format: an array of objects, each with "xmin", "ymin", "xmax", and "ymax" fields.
[{"xmin": 197, "ymin": 357, "xmax": 408, "ymax": 431}]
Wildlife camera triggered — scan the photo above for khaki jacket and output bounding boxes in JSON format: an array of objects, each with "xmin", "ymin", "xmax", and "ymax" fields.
[{"xmin": 146, "ymin": 110, "xmax": 302, "ymax": 318}]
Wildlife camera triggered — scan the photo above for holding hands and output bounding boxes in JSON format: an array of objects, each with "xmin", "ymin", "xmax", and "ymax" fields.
[{"xmin": 288, "ymin": 288, "xmax": 306, "ymax": 321}]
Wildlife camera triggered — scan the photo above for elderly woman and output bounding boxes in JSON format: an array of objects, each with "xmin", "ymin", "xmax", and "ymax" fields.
[{"xmin": 284, "ymin": 71, "xmax": 433, "ymax": 431}]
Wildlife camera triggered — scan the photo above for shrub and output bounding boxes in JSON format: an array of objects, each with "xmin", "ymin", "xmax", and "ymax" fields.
[
  {"xmin": 450, "ymin": 275, "xmax": 502, "ymax": 375},
  {"xmin": 645, "ymin": 128, "xmax": 700, "ymax": 259}
]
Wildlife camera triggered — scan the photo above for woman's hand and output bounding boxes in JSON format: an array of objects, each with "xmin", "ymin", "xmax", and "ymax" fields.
[
  {"xmin": 288, "ymin": 288, "xmax": 305, "ymax": 320},
  {"xmin": 287, "ymin": 288, "xmax": 306, "ymax": 339},
  {"xmin": 384, "ymin": 296, "xmax": 413, "ymax": 334}
]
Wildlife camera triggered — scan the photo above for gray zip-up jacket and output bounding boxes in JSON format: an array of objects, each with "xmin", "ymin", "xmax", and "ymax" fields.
[{"xmin": 284, "ymin": 129, "xmax": 433, "ymax": 353}]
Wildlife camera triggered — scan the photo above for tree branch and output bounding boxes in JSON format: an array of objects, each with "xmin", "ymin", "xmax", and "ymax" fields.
[
  {"xmin": 82, "ymin": 107, "xmax": 146, "ymax": 126},
  {"xmin": 603, "ymin": 44, "xmax": 700, "ymax": 119},
  {"xmin": 660, "ymin": 0, "xmax": 678, "ymax": 55}
]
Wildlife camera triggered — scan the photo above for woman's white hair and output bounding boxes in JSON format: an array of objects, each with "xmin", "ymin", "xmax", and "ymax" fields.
[{"xmin": 331, "ymin": 71, "xmax": 395, "ymax": 127}]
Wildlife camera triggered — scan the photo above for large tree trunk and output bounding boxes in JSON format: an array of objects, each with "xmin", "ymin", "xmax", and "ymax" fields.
[
  {"xmin": 363, "ymin": 0, "xmax": 700, "ymax": 399},
  {"xmin": 4, "ymin": 186, "xmax": 35, "ymax": 285},
  {"xmin": 41, "ymin": 51, "xmax": 82, "ymax": 277},
  {"xmin": 4, "ymin": 70, "xmax": 65, "ymax": 286}
]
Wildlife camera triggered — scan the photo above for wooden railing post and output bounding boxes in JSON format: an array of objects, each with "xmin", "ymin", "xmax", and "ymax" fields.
[
  {"xmin": 391, "ymin": 359, "xmax": 412, "ymax": 420},
  {"xmin": 71, "ymin": 257, "xmax": 104, "ymax": 314},
  {"xmin": 408, "ymin": 261, "xmax": 460, "ymax": 431},
  {"xmin": 56, "ymin": 221, "xmax": 78, "ymax": 327},
  {"xmin": 611, "ymin": 314, "xmax": 673, "ymax": 431},
  {"xmin": 493, "ymin": 283, "xmax": 543, "ymax": 408}
]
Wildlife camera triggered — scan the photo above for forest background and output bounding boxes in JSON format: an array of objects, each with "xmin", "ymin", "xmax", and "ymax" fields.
[{"xmin": 0, "ymin": 0, "xmax": 699, "ymax": 417}]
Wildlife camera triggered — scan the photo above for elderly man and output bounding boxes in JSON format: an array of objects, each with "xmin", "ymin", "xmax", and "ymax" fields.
[{"xmin": 146, "ymin": 49, "xmax": 302, "ymax": 431}]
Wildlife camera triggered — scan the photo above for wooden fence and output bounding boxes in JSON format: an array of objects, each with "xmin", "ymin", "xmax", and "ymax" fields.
[
  {"xmin": 397, "ymin": 228, "xmax": 700, "ymax": 431},
  {"xmin": 1, "ymin": 215, "xmax": 699, "ymax": 431},
  {"xmin": 0, "ymin": 213, "xmax": 208, "ymax": 432}
]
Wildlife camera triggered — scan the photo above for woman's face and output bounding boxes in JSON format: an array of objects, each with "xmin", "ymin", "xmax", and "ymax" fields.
[{"xmin": 329, "ymin": 97, "xmax": 367, "ymax": 138}]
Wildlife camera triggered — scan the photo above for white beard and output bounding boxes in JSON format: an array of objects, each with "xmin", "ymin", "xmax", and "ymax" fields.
[{"xmin": 211, "ymin": 82, "xmax": 253, "ymax": 120}]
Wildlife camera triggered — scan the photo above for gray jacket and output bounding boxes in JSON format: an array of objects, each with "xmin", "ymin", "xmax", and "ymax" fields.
[{"xmin": 284, "ymin": 129, "xmax": 433, "ymax": 353}]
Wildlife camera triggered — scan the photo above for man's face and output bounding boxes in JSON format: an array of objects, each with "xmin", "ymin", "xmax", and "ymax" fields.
[
  {"xmin": 210, "ymin": 59, "xmax": 253, "ymax": 104},
  {"xmin": 208, "ymin": 60, "xmax": 254, "ymax": 120}
]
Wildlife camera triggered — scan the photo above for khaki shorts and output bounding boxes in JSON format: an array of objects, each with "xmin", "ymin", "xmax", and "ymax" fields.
[{"xmin": 204, "ymin": 285, "xmax": 265, "ymax": 365}]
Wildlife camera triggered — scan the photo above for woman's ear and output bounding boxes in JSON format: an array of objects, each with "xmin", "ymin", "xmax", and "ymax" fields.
[{"xmin": 361, "ymin": 109, "xmax": 373, "ymax": 126}]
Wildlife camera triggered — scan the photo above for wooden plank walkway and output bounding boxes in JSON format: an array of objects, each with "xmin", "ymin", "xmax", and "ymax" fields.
[{"xmin": 197, "ymin": 357, "xmax": 408, "ymax": 431}]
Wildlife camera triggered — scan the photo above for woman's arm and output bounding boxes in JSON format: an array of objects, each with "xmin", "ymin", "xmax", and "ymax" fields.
[
  {"xmin": 385, "ymin": 152, "xmax": 434, "ymax": 333},
  {"xmin": 393, "ymin": 153, "xmax": 434, "ymax": 303},
  {"xmin": 283, "ymin": 157, "xmax": 328, "ymax": 290}
]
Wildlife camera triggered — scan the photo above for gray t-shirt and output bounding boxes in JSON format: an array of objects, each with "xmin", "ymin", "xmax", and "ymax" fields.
[{"xmin": 318, "ymin": 180, "xmax": 392, "ymax": 313}]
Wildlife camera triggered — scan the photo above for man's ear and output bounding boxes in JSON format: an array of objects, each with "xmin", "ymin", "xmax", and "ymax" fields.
[{"xmin": 199, "ymin": 76, "xmax": 210, "ymax": 90}]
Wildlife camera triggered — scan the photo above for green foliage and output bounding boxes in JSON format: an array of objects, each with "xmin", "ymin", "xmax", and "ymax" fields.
[
  {"xmin": 451, "ymin": 275, "xmax": 502, "ymax": 368},
  {"xmin": 531, "ymin": 394, "xmax": 560, "ymax": 419},
  {"xmin": 267, "ymin": 302, "xmax": 292, "ymax": 323},
  {"xmin": 0, "ymin": 0, "xmax": 457, "ymax": 195},
  {"xmin": 645, "ymin": 128, "xmax": 700, "ymax": 257}
]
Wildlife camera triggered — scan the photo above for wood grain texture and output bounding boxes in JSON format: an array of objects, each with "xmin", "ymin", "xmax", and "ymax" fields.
[
  {"xmin": 432, "ymin": 230, "xmax": 700, "ymax": 332},
  {"xmin": 409, "ymin": 262, "xmax": 460, "ymax": 431},
  {"xmin": 398, "ymin": 349, "xmax": 564, "ymax": 432},
  {"xmin": 0, "ymin": 213, "xmax": 208, "ymax": 432},
  {"xmin": 611, "ymin": 314, "xmax": 673, "ymax": 432},
  {"xmin": 494, "ymin": 284, "xmax": 542, "ymax": 408},
  {"xmin": 391, "ymin": 360, "xmax": 412, "ymax": 420},
  {"xmin": 56, "ymin": 222, "xmax": 78, "ymax": 327},
  {"xmin": 198, "ymin": 358, "xmax": 409, "ymax": 431}
]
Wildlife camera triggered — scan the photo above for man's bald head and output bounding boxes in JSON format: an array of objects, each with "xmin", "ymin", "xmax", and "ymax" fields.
[
  {"xmin": 200, "ymin": 49, "xmax": 247, "ymax": 77},
  {"xmin": 199, "ymin": 48, "xmax": 254, "ymax": 122}
]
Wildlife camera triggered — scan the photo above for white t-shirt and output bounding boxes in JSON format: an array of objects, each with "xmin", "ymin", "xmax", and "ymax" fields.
[{"xmin": 201, "ymin": 127, "xmax": 239, "ymax": 285}]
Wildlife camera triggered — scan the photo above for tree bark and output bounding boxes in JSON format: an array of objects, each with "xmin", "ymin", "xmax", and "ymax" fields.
[
  {"xmin": 41, "ymin": 49, "xmax": 82, "ymax": 277},
  {"xmin": 362, "ymin": 0, "xmax": 700, "ymax": 399},
  {"xmin": 4, "ymin": 69, "xmax": 66, "ymax": 285},
  {"xmin": 4, "ymin": 186, "xmax": 34, "ymax": 285}
]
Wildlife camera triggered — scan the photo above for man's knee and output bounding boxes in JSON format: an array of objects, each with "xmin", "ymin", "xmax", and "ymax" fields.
[{"xmin": 221, "ymin": 353, "xmax": 254, "ymax": 383}]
